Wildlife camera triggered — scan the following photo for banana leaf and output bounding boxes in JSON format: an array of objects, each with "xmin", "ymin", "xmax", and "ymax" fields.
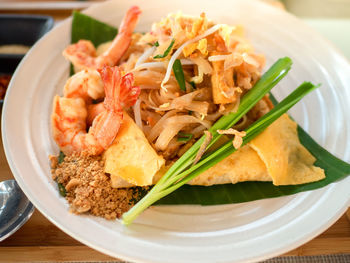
[
  {"xmin": 71, "ymin": 11, "xmax": 118, "ymax": 46},
  {"xmin": 70, "ymin": 12, "xmax": 350, "ymax": 205}
]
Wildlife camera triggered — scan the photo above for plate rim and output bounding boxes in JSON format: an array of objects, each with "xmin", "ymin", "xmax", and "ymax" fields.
[{"xmin": 2, "ymin": 0, "xmax": 350, "ymax": 262}]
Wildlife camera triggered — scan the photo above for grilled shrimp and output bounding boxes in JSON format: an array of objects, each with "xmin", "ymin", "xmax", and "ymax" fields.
[
  {"xmin": 64, "ymin": 69, "xmax": 105, "ymax": 102},
  {"xmin": 63, "ymin": 6, "xmax": 142, "ymax": 72},
  {"xmin": 52, "ymin": 66, "xmax": 140, "ymax": 155}
]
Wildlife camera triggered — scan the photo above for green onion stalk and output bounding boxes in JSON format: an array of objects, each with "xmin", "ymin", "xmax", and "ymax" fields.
[{"xmin": 122, "ymin": 57, "xmax": 304, "ymax": 225}]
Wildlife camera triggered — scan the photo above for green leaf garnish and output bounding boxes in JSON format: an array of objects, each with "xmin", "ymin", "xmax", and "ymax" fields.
[
  {"xmin": 153, "ymin": 39, "xmax": 175, "ymax": 59},
  {"xmin": 58, "ymin": 151, "xmax": 65, "ymax": 164},
  {"xmin": 190, "ymin": 81, "xmax": 196, "ymax": 90},
  {"xmin": 57, "ymin": 183, "xmax": 67, "ymax": 197},
  {"xmin": 57, "ymin": 152, "xmax": 67, "ymax": 197},
  {"xmin": 148, "ymin": 41, "xmax": 159, "ymax": 47},
  {"xmin": 177, "ymin": 132, "xmax": 193, "ymax": 142},
  {"xmin": 172, "ymin": 59, "xmax": 186, "ymax": 91}
]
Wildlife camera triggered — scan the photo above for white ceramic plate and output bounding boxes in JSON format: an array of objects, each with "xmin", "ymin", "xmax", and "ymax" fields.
[{"xmin": 3, "ymin": 0, "xmax": 350, "ymax": 262}]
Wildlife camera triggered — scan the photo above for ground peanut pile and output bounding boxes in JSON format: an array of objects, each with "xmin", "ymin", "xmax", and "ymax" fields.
[{"xmin": 50, "ymin": 153, "xmax": 145, "ymax": 220}]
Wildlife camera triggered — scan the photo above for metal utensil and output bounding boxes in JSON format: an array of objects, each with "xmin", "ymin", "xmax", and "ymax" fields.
[{"xmin": 0, "ymin": 180, "xmax": 34, "ymax": 241}]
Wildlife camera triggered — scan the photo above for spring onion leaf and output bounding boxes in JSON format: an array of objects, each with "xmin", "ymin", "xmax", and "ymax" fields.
[
  {"xmin": 166, "ymin": 82, "xmax": 319, "ymax": 189},
  {"xmin": 57, "ymin": 183, "xmax": 67, "ymax": 197},
  {"xmin": 148, "ymin": 41, "xmax": 159, "ymax": 47},
  {"xmin": 57, "ymin": 152, "xmax": 67, "ymax": 196},
  {"xmin": 178, "ymin": 137, "xmax": 192, "ymax": 142},
  {"xmin": 173, "ymin": 59, "xmax": 186, "ymax": 91},
  {"xmin": 122, "ymin": 57, "xmax": 294, "ymax": 225},
  {"xmin": 190, "ymin": 81, "xmax": 196, "ymax": 90},
  {"xmin": 177, "ymin": 132, "xmax": 193, "ymax": 142},
  {"xmin": 122, "ymin": 81, "xmax": 317, "ymax": 225},
  {"xmin": 58, "ymin": 151, "xmax": 65, "ymax": 164},
  {"xmin": 153, "ymin": 39, "xmax": 175, "ymax": 59}
]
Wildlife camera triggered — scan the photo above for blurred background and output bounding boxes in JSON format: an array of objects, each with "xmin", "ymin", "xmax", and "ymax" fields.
[
  {"xmin": 0, "ymin": 0, "xmax": 349, "ymax": 58},
  {"xmin": 0, "ymin": 0, "xmax": 349, "ymax": 120},
  {"xmin": 1, "ymin": 0, "xmax": 350, "ymax": 18}
]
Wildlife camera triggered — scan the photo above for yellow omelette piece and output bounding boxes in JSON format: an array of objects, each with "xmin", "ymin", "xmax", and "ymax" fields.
[
  {"xmin": 103, "ymin": 112, "xmax": 165, "ymax": 187},
  {"xmin": 249, "ymin": 114, "xmax": 325, "ymax": 185},
  {"xmin": 183, "ymin": 39, "xmax": 208, "ymax": 57},
  {"xmin": 189, "ymin": 145, "xmax": 271, "ymax": 186},
  {"xmin": 185, "ymin": 114, "xmax": 325, "ymax": 186}
]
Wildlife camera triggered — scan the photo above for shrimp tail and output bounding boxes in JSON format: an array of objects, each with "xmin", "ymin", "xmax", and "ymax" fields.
[
  {"xmin": 98, "ymin": 66, "xmax": 140, "ymax": 109},
  {"xmin": 87, "ymin": 72, "xmax": 140, "ymax": 127},
  {"xmin": 97, "ymin": 6, "xmax": 142, "ymax": 66},
  {"xmin": 91, "ymin": 66, "xmax": 140, "ymax": 150},
  {"xmin": 91, "ymin": 66, "xmax": 123, "ymax": 149},
  {"xmin": 120, "ymin": 73, "xmax": 141, "ymax": 107},
  {"xmin": 119, "ymin": 6, "xmax": 142, "ymax": 35},
  {"xmin": 98, "ymin": 66, "xmax": 122, "ymax": 110}
]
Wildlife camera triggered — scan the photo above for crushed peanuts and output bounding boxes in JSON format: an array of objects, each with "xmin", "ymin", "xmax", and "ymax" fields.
[{"xmin": 51, "ymin": 152, "xmax": 147, "ymax": 220}]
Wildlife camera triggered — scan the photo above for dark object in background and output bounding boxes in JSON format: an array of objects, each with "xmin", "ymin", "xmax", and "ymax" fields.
[
  {"xmin": 0, "ymin": 14, "xmax": 54, "ymax": 103},
  {"xmin": 0, "ymin": 14, "xmax": 54, "ymax": 73},
  {"xmin": 0, "ymin": 74, "xmax": 11, "ymax": 100}
]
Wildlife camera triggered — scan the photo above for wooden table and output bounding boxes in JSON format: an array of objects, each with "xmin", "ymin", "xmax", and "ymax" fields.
[{"xmin": 0, "ymin": 1, "xmax": 350, "ymax": 262}]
